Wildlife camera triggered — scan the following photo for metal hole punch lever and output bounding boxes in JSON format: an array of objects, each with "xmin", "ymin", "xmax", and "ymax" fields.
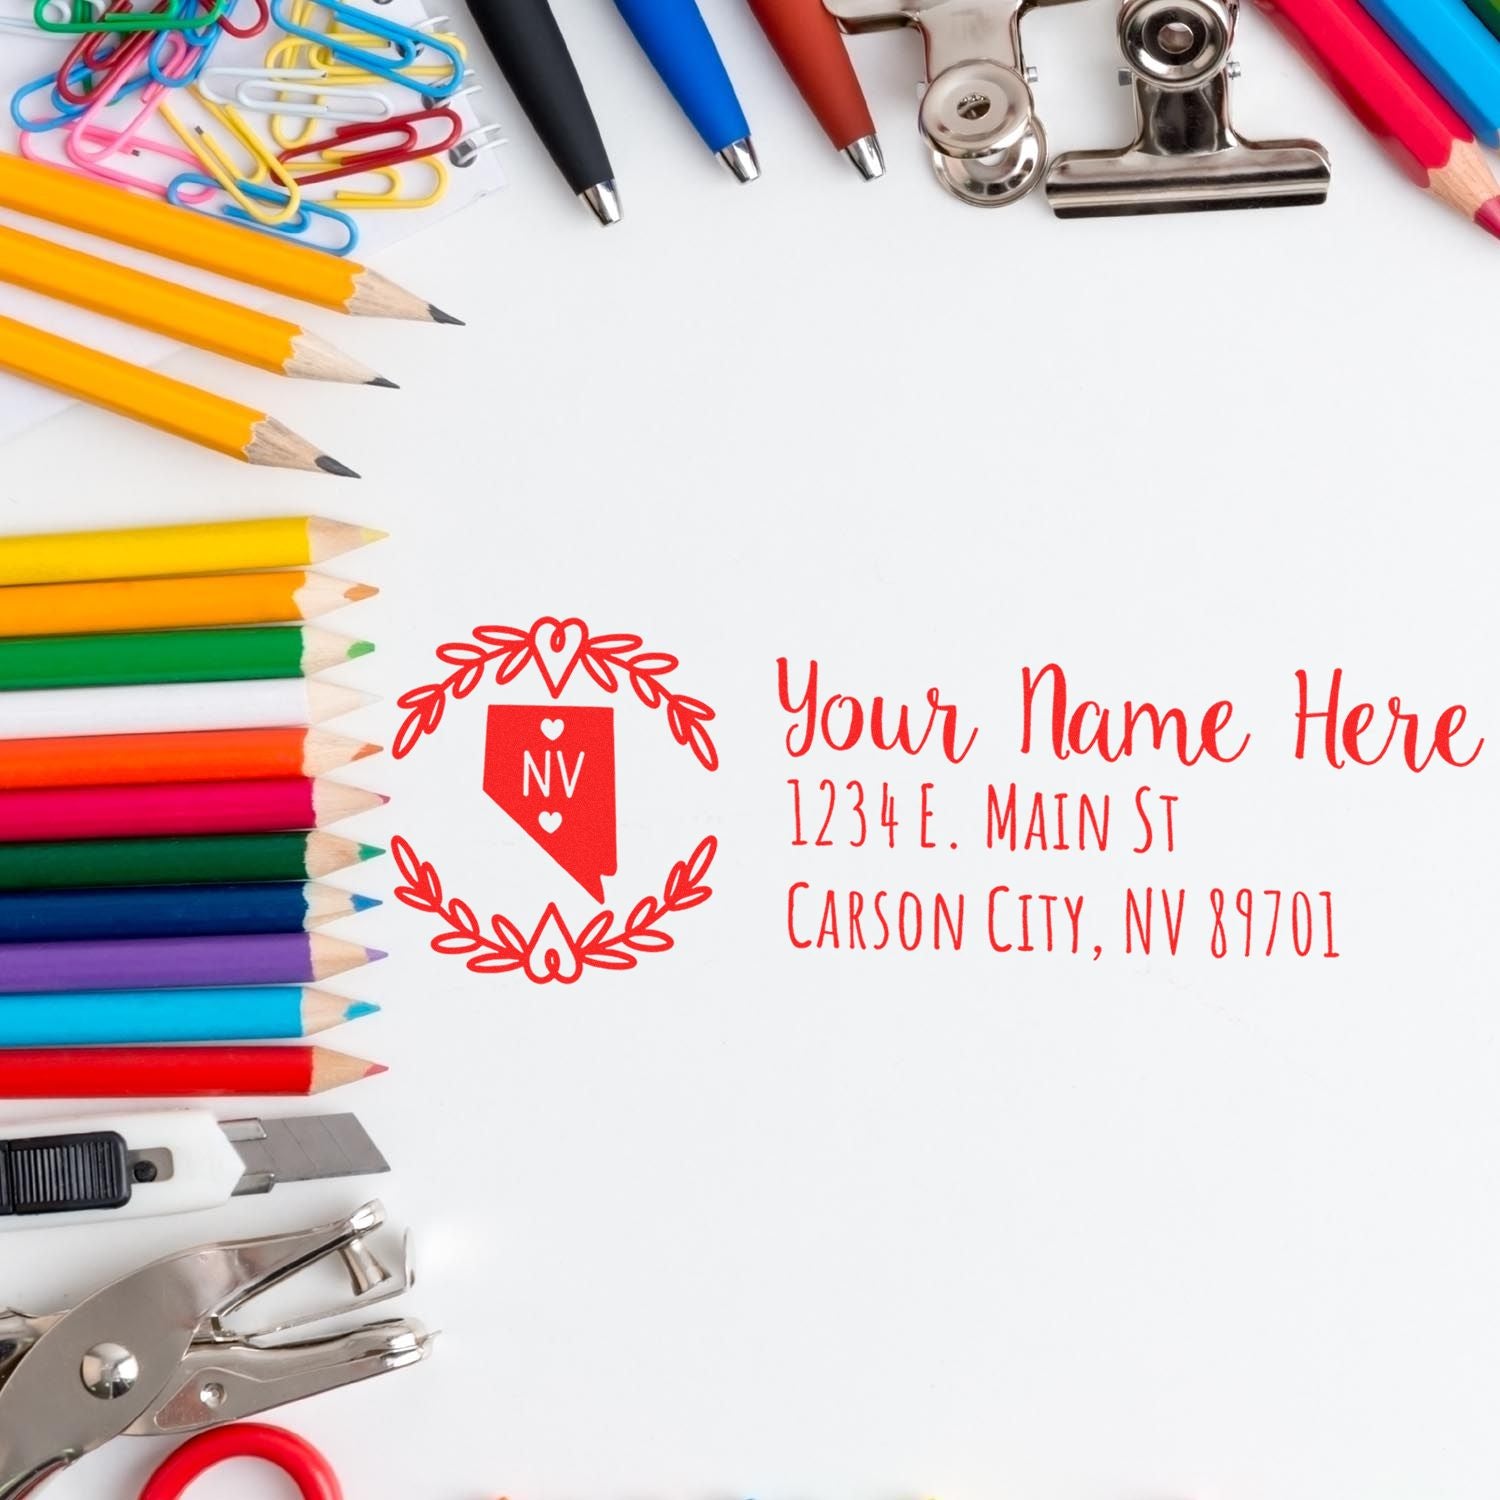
[
  {"xmin": 1043, "ymin": 0, "xmax": 1330, "ymax": 215},
  {"xmin": 820, "ymin": 0, "xmax": 1087, "ymax": 206},
  {"xmin": 0, "ymin": 1201, "xmax": 432, "ymax": 1500}
]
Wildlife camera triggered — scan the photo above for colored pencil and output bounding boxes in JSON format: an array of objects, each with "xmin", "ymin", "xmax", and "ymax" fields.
[
  {"xmin": 0, "ymin": 780, "xmax": 386, "ymax": 843},
  {"xmin": 0, "ymin": 728, "xmax": 379, "ymax": 791},
  {"xmin": 0, "ymin": 933, "xmax": 384, "ymax": 993},
  {"xmin": 1468, "ymin": 0, "xmax": 1500, "ymax": 42},
  {"xmin": 0, "ymin": 833, "xmax": 383, "ymax": 890},
  {"xmin": 0, "ymin": 154, "xmax": 460, "ymax": 324},
  {"xmin": 0, "ymin": 1045, "xmax": 385, "ymax": 1097},
  {"xmin": 0, "ymin": 223, "xmax": 396, "ymax": 387},
  {"xmin": 0, "ymin": 518, "xmax": 382, "ymax": 586},
  {"xmin": 0, "ymin": 680, "xmax": 371, "ymax": 740},
  {"xmin": 0, "ymin": 884, "xmax": 379, "ymax": 943},
  {"xmin": 1256, "ymin": 0, "xmax": 1500, "ymax": 237},
  {"xmin": 1359, "ymin": 0, "xmax": 1500, "ymax": 144},
  {"xmin": 0, "ymin": 986, "xmax": 375, "ymax": 1045},
  {"xmin": 0, "ymin": 572, "xmax": 377, "ymax": 639},
  {"xmin": 0, "ymin": 627, "xmax": 371, "ymax": 692},
  {"xmin": 0, "ymin": 316, "xmax": 357, "ymax": 475}
]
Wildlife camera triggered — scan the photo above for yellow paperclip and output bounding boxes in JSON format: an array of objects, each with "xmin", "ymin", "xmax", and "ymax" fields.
[
  {"xmin": 310, "ymin": 154, "xmax": 449, "ymax": 210},
  {"xmin": 160, "ymin": 94, "xmax": 304, "ymax": 227}
]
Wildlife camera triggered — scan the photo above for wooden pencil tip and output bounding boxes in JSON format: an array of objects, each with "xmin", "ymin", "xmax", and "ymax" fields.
[
  {"xmin": 367, "ymin": 376, "xmax": 400, "ymax": 389},
  {"xmin": 360, "ymin": 528, "xmax": 388, "ymax": 544},
  {"xmin": 347, "ymin": 639, "xmax": 375, "ymax": 660},
  {"xmin": 356, "ymin": 842, "xmax": 386, "ymax": 862},
  {"xmin": 364, "ymin": 1061, "xmax": 389, "ymax": 1078},
  {"xmin": 353, "ymin": 740, "xmax": 382, "ymax": 761},
  {"xmin": 345, "ymin": 582, "xmax": 379, "ymax": 602},
  {"xmin": 316, "ymin": 455, "xmax": 361, "ymax": 479},
  {"xmin": 347, "ymin": 1000, "xmax": 381, "ymax": 1021},
  {"xmin": 429, "ymin": 304, "xmax": 465, "ymax": 326}
]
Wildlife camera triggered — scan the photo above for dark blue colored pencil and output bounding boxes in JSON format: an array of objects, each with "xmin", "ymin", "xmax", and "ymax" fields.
[{"xmin": 0, "ymin": 882, "xmax": 378, "ymax": 943}]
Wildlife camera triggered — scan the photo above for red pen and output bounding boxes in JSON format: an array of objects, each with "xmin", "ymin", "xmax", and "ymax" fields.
[
  {"xmin": 746, "ymin": 0, "xmax": 884, "ymax": 177},
  {"xmin": 1255, "ymin": 0, "xmax": 1500, "ymax": 238}
]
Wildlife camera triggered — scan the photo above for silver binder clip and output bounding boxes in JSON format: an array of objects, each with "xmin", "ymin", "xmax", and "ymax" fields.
[
  {"xmin": 822, "ymin": 0, "xmax": 1082, "ymax": 207},
  {"xmin": 0, "ymin": 1201, "xmax": 431, "ymax": 1499},
  {"xmin": 1044, "ymin": 0, "xmax": 1330, "ymax": 216}
]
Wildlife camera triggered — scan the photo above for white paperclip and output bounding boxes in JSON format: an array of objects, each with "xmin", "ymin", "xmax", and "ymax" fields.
[
  {"xmin": 199, "ymin": 67, "xmax": 392, "ymax": 123},
  {"xmin": 0, "ymin": 0, "xmax": 104, "ymax": 34}
]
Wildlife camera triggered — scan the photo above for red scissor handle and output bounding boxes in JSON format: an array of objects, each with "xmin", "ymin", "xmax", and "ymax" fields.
[{"xmin": 139, "ymin": 1424, "xmax": 343, "ymax": 1500}]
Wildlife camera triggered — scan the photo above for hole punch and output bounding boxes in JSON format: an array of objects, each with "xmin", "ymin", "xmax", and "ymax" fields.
[{"xmin": 1044, "ymin": 0, "xmax": 1332, "ymax": 215}]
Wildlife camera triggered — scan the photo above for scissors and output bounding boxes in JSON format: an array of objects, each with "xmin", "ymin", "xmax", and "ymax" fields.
[{"xmin": 141, "ymin": 1424, "xmax": 342, "ymax": 1500}]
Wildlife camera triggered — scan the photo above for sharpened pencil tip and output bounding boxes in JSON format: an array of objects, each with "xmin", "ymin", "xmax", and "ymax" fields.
[
  {"xmin": 1478, "ymin": 197, "xmax": 1500, "ymax": 240},
  {"xmin": 347, "ymin": 639, "xmax": 376, "ymax": 659},
  {"xmin": 317, "ymin": 455, "xmax": 361, "ymax": 479},
  {"xmin": 367, "ymin": 375, "xmax": 400, "ymax": 389},
  {"xmin": 359, "ymin": 528, "xmax": 388, "ymax": 544},
  {"xmin": 353, "ymin": 740, "xmax": 382, "ymax": 761},
  {"xmin": 428, "ymin": 303, "xmax": 465, "ymax": 326},
  {"xmin": 346, "ymin": 1001, "xmax": 381, "ymax": 1020},
  {"xmin": 356, "ymin": 842, "xmax": 386, "ymax": 862},
  {"xmin": 346, "ymin": 583, "xmax": 379, "ymax": 602},
  {"xmin": 364, "ymin": 947, "xmax": 389, "ymax": 963},
  {"xmin": 363, "ymin": 1061, "xmax": 389, "ymax": 1078},
  {"xmin": 351, "ymin": 893, "xmax": 383, "ymax": 912}
]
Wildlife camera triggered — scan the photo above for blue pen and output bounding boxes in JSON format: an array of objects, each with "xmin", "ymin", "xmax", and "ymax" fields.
[
  {"xmin": 611, "ymin": 0, "xmax": 760, "ymax": 180},
  {"xmin": 1360, "ymin": 0, "xmax": 1500, "ymax": 144},
  {"xmin": 0, "ymin": 986, "xmax": 378, "ymax": 1046}
]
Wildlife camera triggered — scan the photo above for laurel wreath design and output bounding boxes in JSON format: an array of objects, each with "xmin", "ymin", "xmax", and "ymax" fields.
[{"xmin": 393, "ymin": 621, "xmax": 718, "ymax": 769}]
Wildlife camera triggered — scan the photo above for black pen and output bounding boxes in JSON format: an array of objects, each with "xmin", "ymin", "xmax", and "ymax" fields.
[{"xmin": 459, "ymin": 0, "xmax": 622, "ymax": 225}]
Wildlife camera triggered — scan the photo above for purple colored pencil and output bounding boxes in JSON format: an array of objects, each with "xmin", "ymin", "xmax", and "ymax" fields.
[{"xmin": 0, "ymin": 931, "xmax": 384, "ymax": 993}]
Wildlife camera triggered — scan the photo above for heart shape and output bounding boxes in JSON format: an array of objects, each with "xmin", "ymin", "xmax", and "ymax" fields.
[
  {"xmin": 540, "ymin": 718, "xmax": 564, "ymax": 742},
  {"xmin": 538, "ymin": 810, "xmax": 563, "ymax": 834},
  {"xmin": 524, "ymin": 903, "xmax": 582, "ymax": 984},
  {"xmin": 530, "ymin": 617, "xmax": 587, "ymax": 698}
]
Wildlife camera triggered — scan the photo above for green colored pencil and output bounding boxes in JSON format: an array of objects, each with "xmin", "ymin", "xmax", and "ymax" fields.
[
  {"xmin": 0, "ymin": 626, "xmax": 373, "ymax": 691},
  {"xmin": 0, "ymin": 832, "xmax": 384, "ymax": 890}
]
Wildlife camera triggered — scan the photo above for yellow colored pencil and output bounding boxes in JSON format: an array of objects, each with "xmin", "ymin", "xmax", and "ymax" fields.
[
  {"xmin": 0, "ymin": 517, "xmax": 383, "ymax": 586},
  {"xmin": 0, "ymin": 316, "xmax": 357, "ymax": 475},
  {"xmin": 0, "ymin": 152, "xmax": 460, "ymax": 324},
  {"xmin": 0, "ymin": 224, "xmax": 395, "ymax": 387}
]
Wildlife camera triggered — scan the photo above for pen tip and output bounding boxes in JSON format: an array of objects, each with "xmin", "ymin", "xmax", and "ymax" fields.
[
  {"xmin": 718, "ymin": 138, "xmax": 761, "ymax": 184},
  {"xmin": 317, "ymin": 455, "xmax": 361, "ymax": 479},
  {"xmin": 367, "ymin": 375, "xmax": 400, "ymax": 389},
  {"xmin": 845, "ymin": 133, "xmax": 885, "ymax": 181},
  {"xmin": 428, "ymin": 303, "xmax": 465, "ymax": 326},
  {"xmin": 581, "ymin": 180, "xmax": 622, "ymax": 226}
]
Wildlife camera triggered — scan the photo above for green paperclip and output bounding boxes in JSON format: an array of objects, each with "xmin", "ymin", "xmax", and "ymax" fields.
[
  {"xmin": 1466, "ymin": 0, "xmax": 1500, "ymax": 41},
  {"xmin": 34, "ymin": 0, "xmax": 230, "ymax": 32}
]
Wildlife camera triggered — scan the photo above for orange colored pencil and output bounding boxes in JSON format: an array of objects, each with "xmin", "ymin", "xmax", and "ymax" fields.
[
  {"xmin": 0, "ymin": 571, "xmax": 376, "ymax": 638},
  {"xmin": 0, "ymin": 727, "xmax": 379, "ymax": 790}
]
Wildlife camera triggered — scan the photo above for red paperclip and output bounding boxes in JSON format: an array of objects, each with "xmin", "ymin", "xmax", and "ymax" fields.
[
  {"xmin": 216, "ymin": 0, "xmax": 269, "ymax": 38},
  {"xmin": 139, "ymin": 1424, "xmax": 343, "ymax": 1500},
  {"xmin": 278, "ymin": 106, "xmax": 462, "ymax": 185},
  {"xmin": 54, "ymin": 2, "xmax": 158, "ymax": 106}
]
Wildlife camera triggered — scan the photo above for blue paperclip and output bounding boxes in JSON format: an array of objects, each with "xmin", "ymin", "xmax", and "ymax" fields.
[
  {"xmin": 167, "ymin": 171, "xmax": 360, "ymax": 254},
  {"xmin": 147, "ymin": 15, "xmax": 223, "ymax": 87},
  {"xmin": 11, "ymin": 62, "xmax": 148, "ymax": 132},
  {"xmin": 268, "ymin": 0, "xmax": 463, "ymax": 97}
]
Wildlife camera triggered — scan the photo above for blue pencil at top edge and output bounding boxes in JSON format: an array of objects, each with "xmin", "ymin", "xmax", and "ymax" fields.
[
  {"xmin": 1360, "ymin": 0, "xmax": 1500, "ymax": 143},
  {"xmin": 0, "ymin": 882, "xmax": 379, "ymax": 944},
  {"xmin": 0, "ymin": 986, "xmax": 378, "ymax": 1046}
]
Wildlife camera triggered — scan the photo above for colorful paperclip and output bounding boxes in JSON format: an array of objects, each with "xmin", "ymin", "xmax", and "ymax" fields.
[
  {"xmin": 160, "ymin": 91, "xmax": 304, "ymax": 223},
  {"xmin": 33, "ymin": 0, "xmax": 229, "ymax": 35},
  {"xmin": 278, "ymin": 105, "xmax": 459, "ymax": 182},
  {"xmin": 200, "ymin": 65, "xmax": 390, "ymax": 121},
  {"xmin": 268, "ymin": 0, "xmax": 462, "ymax": 96},
  {"xmin": 167, "ymin": 170, "xmax": 359, "ymax": 251}
]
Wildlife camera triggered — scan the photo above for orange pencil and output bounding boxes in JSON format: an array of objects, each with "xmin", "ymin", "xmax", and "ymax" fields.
[
  {"xmin": 0, "ymin": 727, "xmax": 379, "ymax": 790},
  {"xmin": 0, "ymin": 571, "xmax": 376, "ymax": 638}
]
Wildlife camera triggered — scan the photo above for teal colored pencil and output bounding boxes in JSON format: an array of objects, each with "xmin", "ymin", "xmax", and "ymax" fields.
[{"xmin": 0, "ymin": 985, "xmax": 377, "ymax": 1046}]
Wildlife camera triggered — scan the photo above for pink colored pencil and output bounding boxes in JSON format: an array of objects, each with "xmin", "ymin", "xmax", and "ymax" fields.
[{"xmin": 0, "ymin": 778, "xmax": 385, "ymax": 843}]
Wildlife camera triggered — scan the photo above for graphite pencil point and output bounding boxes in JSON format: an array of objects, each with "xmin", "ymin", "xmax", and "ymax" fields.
[
  {"xmin": 316, "ymin": 456, "xmax": 361, "ymax": 479},
  {"xmin": 428, "ymin": 304, "xmax": 465, "ymax": 326}
]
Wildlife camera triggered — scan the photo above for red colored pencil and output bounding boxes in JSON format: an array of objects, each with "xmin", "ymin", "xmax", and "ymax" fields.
[
  {"xmin": 0, "ymin": 779, "xmax": 386, "ymax": 843},
  {"xmin": 1255, "ymin": 0, "xmax": 1500, "ymax": 237},
  {"xmin": 0, "ymin": 1045, "xmax": 384, "ymax": 1097}
]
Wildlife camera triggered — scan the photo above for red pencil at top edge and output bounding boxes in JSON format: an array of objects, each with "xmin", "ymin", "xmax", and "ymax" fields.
[
  {"xmin": 1254, "ymin": 0, "xmax": 1500, "ymax": 237},
  {"xmin": 0, "ymin": 1045, "xmax": 385, "ymax": 1097}
]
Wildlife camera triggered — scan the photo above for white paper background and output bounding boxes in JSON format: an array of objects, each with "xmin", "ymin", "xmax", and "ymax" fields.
[{"xmin": 1, "ymin": 1, "xmax": 1498, "ymax": 1496}]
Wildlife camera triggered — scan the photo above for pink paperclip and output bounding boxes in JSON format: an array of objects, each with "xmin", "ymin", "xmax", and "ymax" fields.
[{"xmin": 63, "ymin": 30, "xmax": 194, "ymax": 178}]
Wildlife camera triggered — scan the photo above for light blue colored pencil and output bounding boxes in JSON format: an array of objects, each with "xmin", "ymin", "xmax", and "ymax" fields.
[
  {"xmin": 0, "ymin": 985, "xmax": 378, "ymax": 1047},
  {"xmin": 1361, "ymin": 0, "xmax": 1500, "ymax": 143}
]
